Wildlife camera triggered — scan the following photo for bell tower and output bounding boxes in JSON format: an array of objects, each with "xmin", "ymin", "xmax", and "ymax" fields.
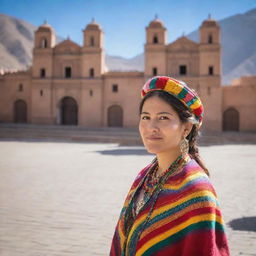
[
  {"xmin": 31, "ymin": 21, "xmax": 55, "ymax": 125},
  {"xmin": 82, "ymin": 19, "xmax": 104, "ymax": 78},
  {"xmin": 199, "ymin": 15, "xmax": 222, "ymax": 132},
  {"xmin": 144, "ymin": 16, "xmax": 167, "ymax": 77},
  {"xmin": 199, "ymin": 15, "xmax": 221, "ymax": 83},
  {"xmin": 32, "ymin": 21, "xmax": 55, "ymax": 78}
]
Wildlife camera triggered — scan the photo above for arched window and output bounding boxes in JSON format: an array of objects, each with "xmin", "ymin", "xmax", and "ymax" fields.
[
  {"xmin": 89, "ymin": 68, "xmax": 94, "ymax": 78},
  {"xmin": 18, "ymin": 83, "xmax": 23, "ymax": 92},
  {"xmin": 40, "ymin": 68, "xmax": 46, "ymax": 78},
  {"xmin": 209, "ymin": 66, "xmax": 214, "ymax": 75},
  {"xmin": 153, "ymin": 34, "xmax": 158, "ymax": 44},
  {"xmin": 179, "ymin": 65, "xmax": 187, "ymax": 75},
  {"xmin": 90, "ymin": 36, "xmax": 95, "ymax": 46},
  {"xmin": 208, "ymin": 34, "xmax": 213, "ymax": 44},
  {"xmin": 41, "ymin": 38, "xmax": 48, "ymax": 48},
  {"xmin": 40, "ymin": 90, "xmax": 43, "ymax": 96},
  {"xmin": 152, "ymin": 67, "xmax": 158, "ymax": 76},
  {"xmin": 65, "ymin": 67, "xmax": 72, "ymax": 78},
  {"xmin": 112, "ymin": 84, "xmax": 118, "ymax": 93}
]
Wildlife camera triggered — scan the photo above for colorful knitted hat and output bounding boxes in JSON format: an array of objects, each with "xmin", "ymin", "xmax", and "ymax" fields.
[{"xmin": 141, "ymin": 76, "xmax": 204, "ymax": 128}]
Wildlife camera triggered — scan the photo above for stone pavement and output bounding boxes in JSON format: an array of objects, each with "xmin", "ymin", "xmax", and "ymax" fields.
[{"xmin": 0, "ymin": 139, "xmax": 255, "ymax": 255}]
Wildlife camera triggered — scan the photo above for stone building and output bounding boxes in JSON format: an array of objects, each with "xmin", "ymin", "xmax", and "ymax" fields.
[{"xmin": 0, "ymin": 17, "xmax": 255, "ymax": 132}]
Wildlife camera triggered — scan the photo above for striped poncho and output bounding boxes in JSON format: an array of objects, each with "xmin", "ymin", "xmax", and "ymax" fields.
[{"xmin": 110, "ymin": 155, "xmax": 230, "ymax": 256}]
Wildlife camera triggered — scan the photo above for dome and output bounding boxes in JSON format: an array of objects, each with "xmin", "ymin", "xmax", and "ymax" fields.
[
  {"xmin": 148, "ymin": 15, "xmax": 165, "ymax": 29},
  {"xmin": 201, "ymin": 15, "xmax": 219, "ymax": 27},
  {"xmin": 85, "ymin": 18, "xmax": 101, "ymax": 30},
  {"xmin": 36, "ymin": 21, "xmax": 54, "ymax": 33}
]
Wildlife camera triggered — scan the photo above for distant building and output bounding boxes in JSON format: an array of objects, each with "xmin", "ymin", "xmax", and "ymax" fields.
[{"xmin": 0, "ymin": 17, "xmax": 255, "ymax": 132}]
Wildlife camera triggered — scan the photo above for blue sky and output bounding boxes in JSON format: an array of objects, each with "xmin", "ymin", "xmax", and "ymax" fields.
[{"xmin": 0, "ymin": 0, "xmax": 255, "ymax": 58}]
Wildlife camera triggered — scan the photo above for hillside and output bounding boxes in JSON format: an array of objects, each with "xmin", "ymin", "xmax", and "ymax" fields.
[{"xmin": 0, "ymin": 14, "xmax": 35, "ymax": 70}]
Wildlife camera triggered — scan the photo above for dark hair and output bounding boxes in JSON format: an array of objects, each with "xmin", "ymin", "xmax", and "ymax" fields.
[{"xmin": 139, "ymin": 90, "xmax": 209, "ymax": 176}]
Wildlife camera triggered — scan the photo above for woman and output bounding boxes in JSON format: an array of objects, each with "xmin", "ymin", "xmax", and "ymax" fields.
[{"xmin": 110, "ymin": 76, "xmax": 230, "ymax": 256}]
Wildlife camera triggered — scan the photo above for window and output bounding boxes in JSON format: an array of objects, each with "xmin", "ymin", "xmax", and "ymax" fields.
[
  {"xmin": 179, "ymin": 65, "xmax": 187, "ymax": 75},
  {"xmin": 40, "ymin": 90, "xmax": 43, "ymax": 96},
  {"xmin": 112, "ymin": 84, "xmax": 118, "ymax": 93},
  {"xmin": 89, "ymin": 68, "xmax": 94, "ymax": 78},
  {"xmin": 40, "ymin": 68, "xmax": 46, "ymax": 78},
  {"xmin": 208, "ymin": 87, "xmax": 211, "ymax": 95},
  {"xmin": 152, "ymin": 67, "xmax": 158, "ymax": 76},
  {"xmin": 208, "ymin": 66, "xmax": 214, "ymax": 75},
  {"xmin": 65, "ymin": 67, "xmax": 72, "ymax": 78},
  {"xmin": 153, "ymin": 35, "xmax": 158, "ymax": 44},
  {"xmin": 18, "ymin": 83, "xmax": 23, "ymax": 92},
  {"xmin": 90, "ymin": 36, "xmax": 95, "ymax": 46},
  {"xmin": 208, "ymin": 34, "xmax": 213, "ymax": 44},
  {"xmin": 89, "ymin": 89, "xmax": 93, "ymax": 96},
  {"xmin": 41, "ymin": 38, "xmax": 48, "ymax": 48}
]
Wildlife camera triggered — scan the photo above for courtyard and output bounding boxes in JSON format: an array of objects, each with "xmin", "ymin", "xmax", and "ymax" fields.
[{"xmin": 0, "ymin": 139, "xmax": 255, "ymax": 255}]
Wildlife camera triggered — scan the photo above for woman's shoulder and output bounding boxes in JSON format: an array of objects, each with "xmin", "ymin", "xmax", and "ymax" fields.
[
  {"xmin": 166, "ymin": 158, "xmax": 218, "ymax": 200},
  {"xmin": 176, "ymin": 157, "xmax": 211, "ymax": 182}
]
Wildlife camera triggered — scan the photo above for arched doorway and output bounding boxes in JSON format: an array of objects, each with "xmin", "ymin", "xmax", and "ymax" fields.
[
  {"xmin": 108, "ymin": 105, "xmax": 123, "ymax": 127},
  {"xmin": 14, "ymin": 99, "xmax": 27, "ymax": 123},
  {"xmin": 223, "ymin": 107, "xmax": 239, "ymax": 131},
  {"xmin": 60, "ymin": 97, "xmax": 78, "ymax": 125}
]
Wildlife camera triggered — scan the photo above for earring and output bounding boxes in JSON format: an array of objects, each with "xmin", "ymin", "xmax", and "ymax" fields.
[{"xmin": 180, "ymin": 135, "xmax": 189, "ymax": 157}]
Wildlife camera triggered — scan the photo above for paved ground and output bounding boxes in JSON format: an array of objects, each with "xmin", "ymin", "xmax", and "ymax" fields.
[{"xmin": 0, "ymin": 139, "xmax": 255, "ymax": 256}]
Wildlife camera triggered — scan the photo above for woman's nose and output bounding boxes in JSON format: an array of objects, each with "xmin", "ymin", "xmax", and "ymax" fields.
[{"xmin": 147, "ymin": 119, "xmax": 159, "ymax": 131}]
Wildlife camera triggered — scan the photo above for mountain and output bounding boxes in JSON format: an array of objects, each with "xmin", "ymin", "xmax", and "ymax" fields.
[
  {"xmin": 0, "ymin": 14, "xmax": 63, "ymax": 71},
  {"xmin": 0, "ymin": 14, "xmax": 35, "ymax": 70},
  {"xmin": 105, "ymin": 54, "xmax": 144, "ymax": 71},
  {"xmin": 0, "ymin": 9, "xmax": 256, "ymax": 84}
]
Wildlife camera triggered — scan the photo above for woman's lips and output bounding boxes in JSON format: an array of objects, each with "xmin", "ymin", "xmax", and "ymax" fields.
[{"xmin": 146, "ymin": 136, "xmax": 163, "ymax": 140}]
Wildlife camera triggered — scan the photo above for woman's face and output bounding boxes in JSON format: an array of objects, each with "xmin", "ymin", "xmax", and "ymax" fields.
[{"xmin": 139, "ymin": 96, "xmax": 187, "ymax": 155}]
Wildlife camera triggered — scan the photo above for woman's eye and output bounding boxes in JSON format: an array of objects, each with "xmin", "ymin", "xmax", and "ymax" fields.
[
  {"xmin": 141, "ymin": 116, "xmax": 149, "ymax": 120},
  {"xmin": 159, "ymin": 116, "xmax": 169, "ymax": 120}
]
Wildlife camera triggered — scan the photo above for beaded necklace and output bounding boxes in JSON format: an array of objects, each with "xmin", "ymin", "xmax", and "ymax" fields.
[
  {"xmin": 123, "ymin": 154, "xmax": 189, "ymax": 255},
  {"xmin": 133, "ymin": 154, "xmax": 184, "ymax": 217}
]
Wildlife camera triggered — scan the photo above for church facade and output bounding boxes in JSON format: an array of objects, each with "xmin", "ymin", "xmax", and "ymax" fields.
[{"xmin": 0, "ymin": 17, "xmax": 255, "ymax": 132}]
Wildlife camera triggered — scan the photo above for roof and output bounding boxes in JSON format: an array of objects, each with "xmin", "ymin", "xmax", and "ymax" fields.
[
  {"xmin": 167, "ymin": 36, "xmax": 198, "ymax": 51},
  {"xmin": 148, "ymin": 16, "xmax": 165, "ymax": 29},
  {"xmin": 54, "ymin": 38, "xmax": 81, "ymax": 53},
  {"xmin": 36, "ymin": 21, "xmax": 54, "ymax": 33},
  {"xmin": 85, "ymin": 19, "xmax": 101, "ymax": 30},
  {"xmin": 201, "ymin": 15, "xmax": 219, "ymax": 27}
]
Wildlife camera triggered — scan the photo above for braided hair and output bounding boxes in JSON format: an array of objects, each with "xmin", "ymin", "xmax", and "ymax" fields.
[{"xmin": 139, "ymin": 90, "xmax": 209, "ymax": 176}]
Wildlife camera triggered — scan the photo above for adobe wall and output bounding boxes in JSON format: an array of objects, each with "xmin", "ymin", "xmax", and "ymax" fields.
[
  {"xmin": 77, "ymin": 79, "xmax": 103, "ymax": 127},
  {"xmin": 0, "ymin": 72, "xmax": 31, "ymax": 123},
  {"xmin": 200, "ymin": 86, "xmax": 223, "ymax": 132},
  {"xmin": 103, "ymin": 72, "xmax": 144, "ymax": 127},
  {"xmin": 223, "ymin": 83, "xmax": 256, "ymax": 131}
]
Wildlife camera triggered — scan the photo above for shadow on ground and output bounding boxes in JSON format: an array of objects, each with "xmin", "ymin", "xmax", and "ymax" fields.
[
  {"xmin": 96, "ymin": 148, "xmax": 151, "ymax": 155},
  {"xmin": 228, "ymin": 216, "xmax": 256, "ymax": 232}
]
